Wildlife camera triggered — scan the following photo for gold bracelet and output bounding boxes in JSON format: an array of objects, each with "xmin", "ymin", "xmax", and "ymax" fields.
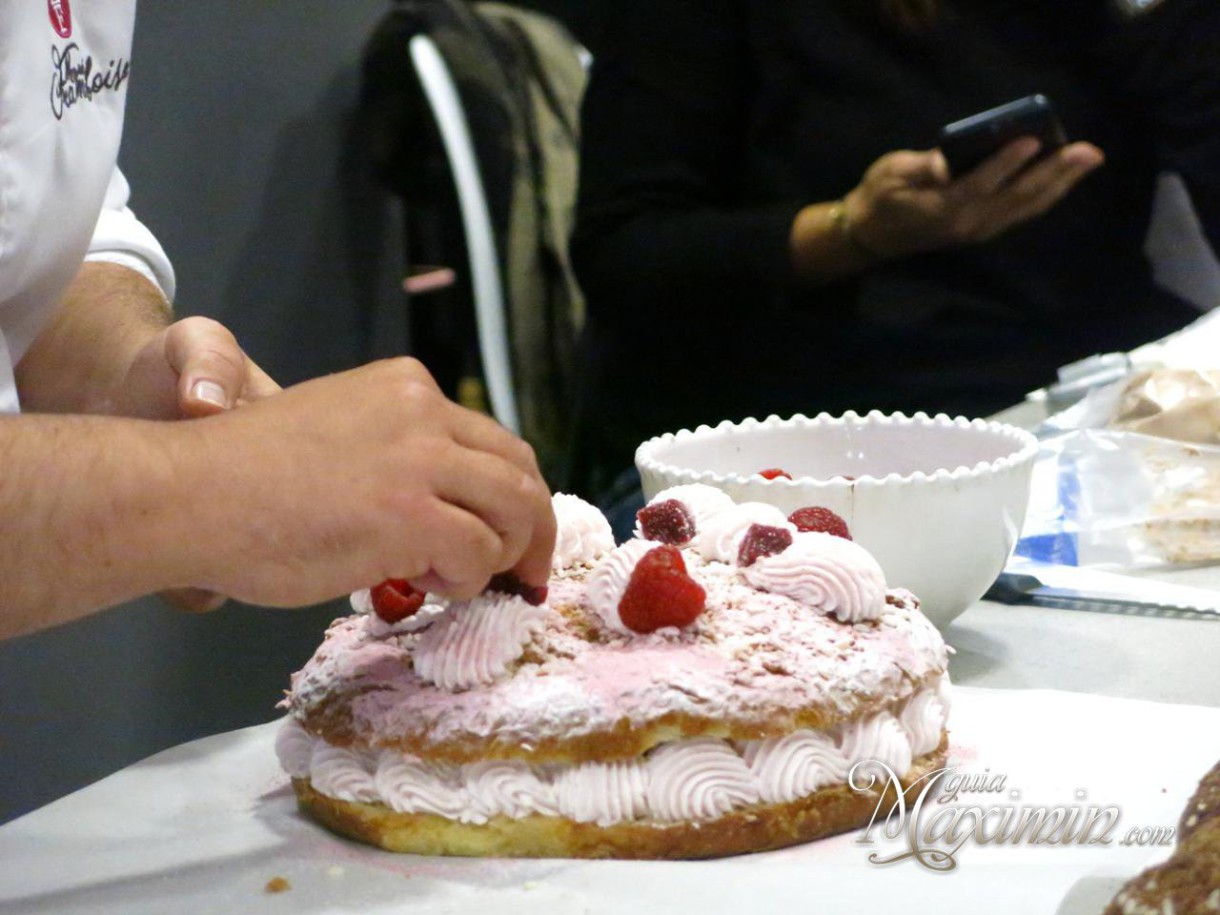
[{"xmin": 829, "ymin": 200, "xmax": 880, "ymax": 263}]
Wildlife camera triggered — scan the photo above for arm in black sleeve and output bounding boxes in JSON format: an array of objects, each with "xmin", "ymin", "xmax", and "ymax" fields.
[
  {"xmin": 570, "ymin": 0, "xmax": 803, "ymax": 321},
  {"xmin": 1095, "ymin": 0, "xmax": 1220, "ymax": 250}
]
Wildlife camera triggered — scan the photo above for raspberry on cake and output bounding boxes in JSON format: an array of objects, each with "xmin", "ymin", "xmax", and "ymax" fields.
[
  {"xmin": 636, "ymin": 499, "xmax": 697, "ymax": 546},
  {"xmin": 788, "ymin": 506, "xmax": 852, "ymax": 540},
  {"xmin": 690, "ymin": 500, "xmax": 792, "ymax": 564},
  {"xmin": 369, "ymin": 579, "xmax": 426, "ymax": 624},
  {"xmin": 485, "ymin": 572, "xmax": 548, "ymax": 607},
  {"xmin": 277, "ymin": 487, "xmax": 952, "ymax": 859},
  {"xmin": 737, "ymin": 524, "xmax": 795, "ymax": 567},
  {"xmin": 641, "ymin": 484, "xmax": 734, "ymax": 532},
  {"xmin": 615, "ymin": 544, "xmax": 706, "ymax": 634}
]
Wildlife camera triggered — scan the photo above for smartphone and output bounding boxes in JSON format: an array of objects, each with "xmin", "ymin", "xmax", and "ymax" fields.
[{"xmin": 938, "ymin": 94, "xmax": 1067, "ymax": 178}]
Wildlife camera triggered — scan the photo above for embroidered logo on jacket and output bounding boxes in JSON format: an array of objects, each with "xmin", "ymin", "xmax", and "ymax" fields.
[
  {"xmin": 48, "ymin": 0, "xmax": 72, "ymax": 38},
  {"xmin": 50, "ymin": 44, "xmax": 131, "ymax": 120}
]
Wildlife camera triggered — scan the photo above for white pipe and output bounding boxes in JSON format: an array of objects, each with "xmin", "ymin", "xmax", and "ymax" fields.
[{"xmin": 409, "ymin": 34, "xmax": 519, "ymax": 432}]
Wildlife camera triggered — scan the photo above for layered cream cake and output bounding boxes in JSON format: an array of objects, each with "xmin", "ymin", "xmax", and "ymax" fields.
[{"xmin": 276, "ymin": 486, "xmax": 952, "ymax": 859}]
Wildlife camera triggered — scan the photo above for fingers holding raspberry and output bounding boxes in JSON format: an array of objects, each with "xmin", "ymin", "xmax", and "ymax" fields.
[
  {"xmin": 449, "ymin": 406, "xmax": 545, "ymax": 479},
  {"xmin": 426, "ymin": 443, "xmax": 556, "ymax": 590},
  {"xmin": 169, "ymin": 359, "xmax": 555, "ymax": 610}
]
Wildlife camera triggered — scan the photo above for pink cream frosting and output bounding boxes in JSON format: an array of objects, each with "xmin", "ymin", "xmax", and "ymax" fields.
[
  {"xmin": 413, "ymin": 593, "xmax": 554, "ymax": 691},
  {"xmin": 740, "ymin": 531, "xmax": 888, "ymax": 623},
  {"xmin": 692, "ymin": 502, "xmax": 792, "ymax": 563},
  {"xmin": 277, "ymin": 678, "xmax": 949, "ymax": 825},
  {"xmin": 638, "ymin": 484, "xmax": 735, "ymax": 535},
  {"xmin": 552, "ymin": 492, "xmax": 616, "ymax": 571},
  {"xmin": 286, "ymin": 558, "xmax": 948, "ymax": 755}
]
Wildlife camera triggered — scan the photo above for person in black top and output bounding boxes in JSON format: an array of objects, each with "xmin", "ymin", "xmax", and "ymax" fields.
[{"xmin": 567, "ymin": 0, "xmax": 1219, "ymax": 506}]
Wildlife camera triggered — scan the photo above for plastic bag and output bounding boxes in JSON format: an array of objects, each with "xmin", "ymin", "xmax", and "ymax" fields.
[
  {"xmin": 1016, "ymin": 309, "xmax": 1220, "ymax": 569},
  {"xmin": 1017, "ymin": 428, "xmax": 1220, "ymax": 568}
]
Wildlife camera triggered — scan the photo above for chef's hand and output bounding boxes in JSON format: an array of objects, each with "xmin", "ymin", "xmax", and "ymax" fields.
[
  {"xmin": 177, "ymin": 358, "xmax": 557, "ymax": 608},
  {"xmin": 841, "ymin": 137, "xmax": 1105, "ymax": 258},
  {"xmin": 117, "ymin": 316, "xmax": 281, "ymax": 421},
  {"xmin": 121, "ymin": 316, "xmax": 281, "ymax": 613}
]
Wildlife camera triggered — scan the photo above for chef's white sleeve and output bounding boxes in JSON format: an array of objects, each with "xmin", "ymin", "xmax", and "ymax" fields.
[{"xmin": 84, "ymin": 167, "xmax": 177, "ymax": 306}]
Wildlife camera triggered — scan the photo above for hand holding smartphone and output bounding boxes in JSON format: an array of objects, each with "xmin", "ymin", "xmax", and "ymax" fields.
[{"xmin": 938, "ymin": 94, "xmax": 1067, "ymax": 179}]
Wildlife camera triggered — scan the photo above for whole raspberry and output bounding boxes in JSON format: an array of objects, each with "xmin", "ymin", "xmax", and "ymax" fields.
[
  {"xmin": 486, "ymin": 572, "xmax": 549, "ymax": 606},
  {"xmin": 758, "ymin": 468, "xmax": 792, "ymax": 480},
  {"xmin": 617, "ymin": 545, "xmax": 706, "ymax": 634},
  {"xmin": 788, "ymin": 506, "xmax": 852, "ymax": 540},
  {"xmin": 737, "ymin": 524, "xmax": 794, "ymax": 566},
  {"xmin": 636, "ymin": 499, "xmax": 697, "ymax": 546},
  {"xmin": 370, "ymin": 579, "xmax": 427, "ymax": 623}
]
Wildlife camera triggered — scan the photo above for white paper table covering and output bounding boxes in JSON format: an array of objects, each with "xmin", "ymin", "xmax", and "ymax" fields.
[{"xmin": 2, "ymin": 686, "xmax": 1218, "ymax": 915}]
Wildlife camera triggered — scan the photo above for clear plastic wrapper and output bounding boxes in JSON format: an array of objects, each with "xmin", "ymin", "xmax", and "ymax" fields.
[
  {"xmin": 1017, "ymin": 307, "xmax": 1220, "ymax": 569},
  {"xmin": 1017, "ymin": 427, "xmax": 1220, "ymax": 568}
]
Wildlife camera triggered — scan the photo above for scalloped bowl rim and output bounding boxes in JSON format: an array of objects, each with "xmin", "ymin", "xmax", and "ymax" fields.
[{"xmin": 634, "ymin": 410, "xmax": 1039, "ymax": 489}]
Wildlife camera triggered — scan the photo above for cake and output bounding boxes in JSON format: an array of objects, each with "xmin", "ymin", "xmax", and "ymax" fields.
[
  {"xmin": 1104, "ymin": 759, "xmax": 1220, "ymax": 915},
  {"xmin": 275, "ymin": 486, "xmax": 952, "ymax": 859}
]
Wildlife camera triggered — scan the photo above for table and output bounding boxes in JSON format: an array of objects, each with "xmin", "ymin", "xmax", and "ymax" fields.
[
  {"xmin": 949, "ymin": 567, "xmax": 1220, "ymax": 707},
  {"xmin": 1, "ymin": 576, "xmax": 1216, "ymax": 915},
  {"xmin": 3, "ymin": 403, "xmax": 1219, "ymax": 914},
  {"xmin": 965, "ymin": 391, "xmax": 1220, "ymax": 708}
]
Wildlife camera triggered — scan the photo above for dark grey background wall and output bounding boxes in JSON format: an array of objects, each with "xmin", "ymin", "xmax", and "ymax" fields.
[
  {"xmin": 123, "ymin": 3, "xmax": 409, "ymax": 386},
  {"xmin": 0, "ymin": 0, "xmax": 602, "ymax": 828}
]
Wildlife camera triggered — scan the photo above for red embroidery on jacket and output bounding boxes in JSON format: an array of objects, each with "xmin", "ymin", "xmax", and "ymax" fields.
[{"xmin": 49, "ymin": 0, "xmax": 72, "ymax": 38}]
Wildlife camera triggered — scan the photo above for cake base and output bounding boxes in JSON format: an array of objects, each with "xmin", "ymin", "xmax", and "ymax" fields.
[{"xmin": 292, "ymin": 741, "xmax": 948, "ymax": 860}]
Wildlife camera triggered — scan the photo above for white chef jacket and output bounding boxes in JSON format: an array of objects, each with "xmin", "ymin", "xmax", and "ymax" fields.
[{"xmin": 0, "ymin": 0, "xmax": 174, "ymax": 413}]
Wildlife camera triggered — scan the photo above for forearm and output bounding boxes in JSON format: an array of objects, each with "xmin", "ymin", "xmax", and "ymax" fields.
[
  {"xmin": 788, "ymin": 197, "xmax": 878, "ymax": 285},
  {"xmin": 0, "ymin": 358, "xmax": 560, "ymax": 638},
  {"xmin": 0, "ymin": 413, "xmax": 203, "ymax": 637},
  {"xmin": 15, "ymin": 261, "xmax": 172, "ymax": 415}
]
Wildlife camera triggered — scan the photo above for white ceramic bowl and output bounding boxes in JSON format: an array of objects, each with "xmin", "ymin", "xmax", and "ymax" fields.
[{"xmin": 635, "ymin": 412, "xmax": 1038, "ymax": 629}]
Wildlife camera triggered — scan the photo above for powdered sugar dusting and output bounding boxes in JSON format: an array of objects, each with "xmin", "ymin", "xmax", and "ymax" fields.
[{"xmin": 287, "ymin": 555, "xmax": 948, "ymax": 753}]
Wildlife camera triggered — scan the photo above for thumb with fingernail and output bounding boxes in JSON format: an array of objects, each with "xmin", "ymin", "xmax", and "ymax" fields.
[
  {"xmin": 188, "ymin": 378, "xmax": 230, "ymax": 413},
  {"xmin": 165, "ymin": 317, "xmax": 246, "ymax": 418}
]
